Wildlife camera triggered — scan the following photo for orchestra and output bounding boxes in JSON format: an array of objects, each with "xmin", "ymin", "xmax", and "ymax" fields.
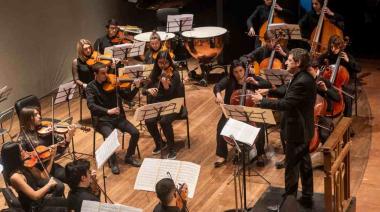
[{"xmin": 0, "ymin": 1, "xmax": 369, "ymax": 211}]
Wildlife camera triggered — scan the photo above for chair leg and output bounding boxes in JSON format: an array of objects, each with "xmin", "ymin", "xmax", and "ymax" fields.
[
  {"xmin": 80, "ymin": 96, "xmax": 83, "ymax": 122},
  {"xmin": 93, "ymin": 131, "xmax": 96, "ymax": 158},
  {"xmin": 137, "ymin": 144, "xmax": 141, "ymax": 159},
  {"xmin": 186, "ymin": 118, "xmax": 190, "ymax": 149},
  {"xmin": 122, "ymin": 133, "xmax": 125, "ymax": 149}
]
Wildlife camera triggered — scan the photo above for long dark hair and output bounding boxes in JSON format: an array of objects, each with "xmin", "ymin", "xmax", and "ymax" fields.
[
  {"xmin": 150, "ymin": 50, "xmax": 175, "ymax": 83},
  {"xmin": 19, "ymin": 107, "xmax": 39, "ymax": 133},
  {"xmin": 327, "ymin": 35, "xmax": 344, "ymax": 55},
  {"xmin": 229, "ymin": 59, "xmax": 247, "ymax": 84},
  {"xmin": 1, "ymin": 142, "xmax": 24, "ymax": 185}
]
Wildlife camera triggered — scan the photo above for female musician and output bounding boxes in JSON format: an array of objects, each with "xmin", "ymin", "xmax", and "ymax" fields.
[
  {"xmin": 213, "ymin": 59, "xmax": 272, "ymax": 167},
  {"xmin": 245, "ymin": 31, "xmax": 288, "ymax": 65},
  {"xmin": 143, "ymin": 50, "xmax": 184, "ymax": 159},
  {"xmin": 1, "ymin": 142, "xmax": 66, "ymax": 212},
  {"xmin": 154, "ymin": 178, "xmax": 188, "ymax": 212},
  {"xmin": 143, "ymin": 31, "xmax": 163, "ymax": 64},
  {"xmin": 65, "ymin": 159, "xmax": 100, "ymax": 212},
  {"xmin": 299, "ymin": 0, "xmax": 344, "ymax": 39},
  {"xmin": 72, "ymin": 39, "xmax": 95, "ymax": 90},
  {"xmin": 17, "ymin": 107, "xmax": 75, "ymax": 183},
  {"xmin": 246, "ymin": 0, "xmax": 293, "ymax": 47},
  {"xmin": 318, "ymin": 35, "xmax": 361, "ymax": 117}
]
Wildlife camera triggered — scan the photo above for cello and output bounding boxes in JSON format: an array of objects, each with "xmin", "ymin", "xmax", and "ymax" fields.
[
  {"xmin": 310, "ymin": 0, "xmax": 343, "ymax": 58},
  {"xmin": 258, "ymin": 0, "xmax": 285, "ymax": 44}
]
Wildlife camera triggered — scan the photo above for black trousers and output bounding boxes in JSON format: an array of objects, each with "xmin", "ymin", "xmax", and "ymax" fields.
[
  {"xmin": 145, "ymin": 113, "xmax": 179, "ymax": 152},
  {"xmin": 284, "ymin": 140, "xmax": 313, "ymax": 198},
  {"xmin": 343, "ymin": 82, "xmax": 355, "ymax": 117},
  {"xmin": 95, "ymin": 117, "xmax": 139, "ymax": 157},
  {"xmin": 215, "ymin": 115, "xmax": 265, "ymax": 159}
]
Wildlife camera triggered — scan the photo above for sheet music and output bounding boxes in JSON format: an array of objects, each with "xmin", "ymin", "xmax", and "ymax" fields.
[
  {"xmin": 268, "ymin": 23, "xmax": 302, "ymax": 40},
  {"xmin": 221, "ymin": 118, "xmax": 261, "ymax": 146},
  {"xmin": 167, "ymin": 14, "xmax": 194, "ymax": 32},
  {"xmin": 81, "ymin": 200, "xmax": 143, "ymax": 212},
  {"xmin": 95, "ymin": 129, "xmax": 120, "ymax": 169},
  {"xmin": 134, "ymin": 97, "xmax": 183, "ymax": 122},
  {"xmin": 221, "ymin": 104, "xmax": 276, "ymax": 125},
  {"xmin": 261, "ymin": 68, "xmax": 292, "ymax": 86},
  {"xmin": 127, "ymin": 41, "xmax": 146, "ymax": 57},
  {"xmin": 119, "ymin": 64, "xmax": 144, "ymax": 78},
  {"xmin": 54, "ymin": 81, "xmax": 77, "ymax": 104},
  {"xmin": 134, "ymin": 158, "xmax": 200, "ymax": 198}
]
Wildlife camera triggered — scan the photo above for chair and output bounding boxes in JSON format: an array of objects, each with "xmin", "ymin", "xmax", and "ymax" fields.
[
  {"xmin": 14, "ymin": 95, "xmax": 60, "ymax": 123},
  {"xmin": 91, "ymin": 117, "xmax": 141, "ymax": 159},
  {"xmin": 156, "ymin": 8, "xmax": 179, "ymax": 31},
  {"xmin": 78, "ymin": 86, "xmax": 85, "ymax": 122},
  {"xmin": 0, "ymin": 107, "xmax": 15, "ymax": 143},
  {"xmin": 0, "ymin": 187, "xmax": 24, "ymax": 211}
]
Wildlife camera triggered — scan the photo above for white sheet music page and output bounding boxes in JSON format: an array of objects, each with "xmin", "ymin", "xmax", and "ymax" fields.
[
  {"xmin": 220, "ymin": 118, "xmax": 261, "ymax": 146},
  {"xmin": 134, "ymin": 158, "xmax": 200, "ymax": 198},
  {"xmin": 54, "ymin": 81, "xmax": 77, "ymax": 104},
  {"xmin": 95, "ymin": 129, "xmax": 120, "ymax": 169},
  {"xmin": 81, "ymin": 200, "xmax": 143, "ymax": 212}
]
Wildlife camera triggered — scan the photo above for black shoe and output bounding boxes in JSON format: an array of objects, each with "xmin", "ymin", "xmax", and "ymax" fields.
[
  {"xmin": 152, "ymin": 142, "xmax": 168, "ymax": 155},
  {"xmin": 124, "ymin": 156, "xmax": 142, "ymax": 167},
  {"xmin": 297, "ymin": 196, "xmax": 313, "ymax": 209},
  {"xmin": 214, "ymin": 159, "xmax": 226, "ymax": 168},
  {"xmin": 167, "ymin": 151, "xmax": 177, "ymax": 160},
  {"xmin": 275, "ymin": 159, "xmax": 286, "ymax": 169},
  {"xmin": 108, "ymin": 157, "xmax": 120, "ymax": 175}
]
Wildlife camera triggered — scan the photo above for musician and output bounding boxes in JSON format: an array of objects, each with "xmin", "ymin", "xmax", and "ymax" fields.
[
  {"xmin": 318, "ymin": 35, "xmax": 361, "ymax": 117},
  {"xmin": 299, "ymin": 0, "xmax": 344, "ymax": 39},
  {"xmin": 65, "ymin": 159, "xmax": 100, "ymax": 212},
  {"xmin": 245, "ymin": 30, "xmax": 288, "ymax": 65},
  {"xmin": 213, "ymin": 59, "xmax": 272, "ymax": 167},
  {"xmin": 154, "ymin": 178, "xmax": 187, "ymax": 212},
  {"xmin": 72, "ymin": 39, "xmax": 95, "ymax": 91},
  {"xmin": 17, "ymin": 107, "xmax": 75, "ymax": 183},
  {"xmin": 94, "ymin": 19, "xmax": 120, "ymax": 54},
  {"xmin": 143, "ymin": 50, "xmax": 184, "ymax": 159},
  {"xmin": 86, "ymin": 62, "xmax": 142, "ymax": 174},
  {"xmin": 143, "ymin": 31, "xmax": 162, "ymax": 64},
  {"xmin": 1, "ymin": 142, "xmax": 66, "ymax": 212},
  {"xmin": 252, "ymin": 48, "xmax": 316, "ymax": 208},
  {"xmin": 246, "ymin": 0, "xmax": 293, "ymax": 47}
]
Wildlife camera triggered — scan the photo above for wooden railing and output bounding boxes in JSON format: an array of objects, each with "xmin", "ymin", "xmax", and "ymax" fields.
[{"xmin": 321, "ymin": 117, "xmax": 353, "ymax": 212}]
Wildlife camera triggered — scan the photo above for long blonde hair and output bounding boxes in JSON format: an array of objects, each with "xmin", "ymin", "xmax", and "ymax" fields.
[{"xmin": 76, "ymin": 39, "xmax": 93, "ymax": 62}]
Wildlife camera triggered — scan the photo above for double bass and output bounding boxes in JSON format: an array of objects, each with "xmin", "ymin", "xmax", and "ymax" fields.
[
  {"xmin": 258, "ymin": 0, "xmax": 285, "ymax": 44},
  {"xmin": 310, "ymin": 0, "xmax": 343, "ymax": 58}
]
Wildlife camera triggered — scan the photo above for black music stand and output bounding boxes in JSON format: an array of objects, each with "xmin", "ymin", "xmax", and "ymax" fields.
[
  {"xmin": 261, "ymin": 68, "xmax": 291, "ymax": 87},
  {"xmin": 221, "ymin": 104, "xmax": 275, "ymax": 211},
  {"xmin": 134, "ymin": 98, "xmax": 183, "ymax": 158},
  {"xmin": 0, "ymin": 86, "xmax": 12, "ymax": 104},
  {"xmin": 53, "ymin": 81, "xmax": 92, "ymax": 160}
]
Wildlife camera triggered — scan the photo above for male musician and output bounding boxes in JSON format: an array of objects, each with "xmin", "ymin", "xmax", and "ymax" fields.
[
  {"xmin": 214, "ymin": 59, "xmax": 272, "ymax": 167},
  {"xmin": 66, "ymin": 159, "xmax": 100, "ymax": 212},
  {"xmin": 252, "ymin": 48, "xmax": 316, "ymax": 208},
  {"xmin": 244, "ymin": 30, "xmax": 288, "ymax": 66},
  {"xmin": 318, "ymin": 35, "xmax": 361, "ymax": 117},
  {"xmin": 94, "ymin": 19, "xmax": 120, "ymax": 54},
  {"xmin": 72, "ymin": 39, "xmax": 94, "ymax": 90},
  {"xmin": 246, "ymin": 0, "xmax": 293, "ymax": 47},
  {"xmin": 299, "ymin": 0, "xmax": 344, "ymax": 39},
  {"xmin": 17, "ymin": 107, "xmax": 75, "ymax": 183},
  {"xmin": 86, "ymin": 62, "xmax": 142, "ymax": 174},
  {"xmin": 154, "ymin": 178, "xmax": 187, "ymax": 212}
]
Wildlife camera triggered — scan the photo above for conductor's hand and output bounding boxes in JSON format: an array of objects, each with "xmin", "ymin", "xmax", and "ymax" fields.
[
  {"xmin": 147, "ymin": 88, "xmax": 158, "ymax": 97},
  {"xmin": 215, "ymin": 93, "xmax": 224, "ymax": 105},
  {"xmin": 107, "ymin": 107, "xmax": 120, "ymax": 115},
  {"xmin": 251, "ymin": 92, "xmax": 263, "ymax": 104},
  {"xmin": 248, "ymin": 27, "xmax": 256, "ymax": 37}
]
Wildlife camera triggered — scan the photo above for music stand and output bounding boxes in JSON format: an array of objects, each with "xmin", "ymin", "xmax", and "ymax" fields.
[
  {"xmin": 261, "ymin": 68, "xmax": 292, "ymax": 86},
  {"xmin": 268, "ymin": 23, "xmax": 302, "ymax": 40},
  {"xmin": 53, "ymin": 81, "xmax": 92, "ymax": 160},
  {"xmin": 166, "ymin": 14, "xmax": 194, "ymax": 33},
  {"xmin": 104, "ymin": 42, "xmax": 146, "ymax": 61},
  {"xmin": 95, "ymin": 129, "xmax": 119, "ymax": 203},
  {"xmin": 0, "ymin": 86, "xmax": 12, "ymax": 104},
  {"xmin": 220, "ymin": 104, "xmax": 274, "ymax": 209},
  {"xmin": 134, "ymin": 98, "xmax": 183, "ymax": 158}
]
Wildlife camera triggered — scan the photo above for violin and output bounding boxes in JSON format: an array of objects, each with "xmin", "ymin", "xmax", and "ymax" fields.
[
  {"xmin": 86, "ymin": 51, "xmax": 119, "ymax": 66},
  {"xmin": 175, "ymin": 183, "xmax": 188, "ymax": 210},
  {"xmin": 111, "ymin": 30, "xmax": 133, "ymax": 45},
  {"xmin": 102, "ymin": 73, "xmax": 147, "ymax": 92},
  {"xmin": 23, "ymin": 140, "xmax": 65, "ymax": 168},
  {"xmin": 38, "ymin": 121, "xmax": 90, "ymax": 136}
]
